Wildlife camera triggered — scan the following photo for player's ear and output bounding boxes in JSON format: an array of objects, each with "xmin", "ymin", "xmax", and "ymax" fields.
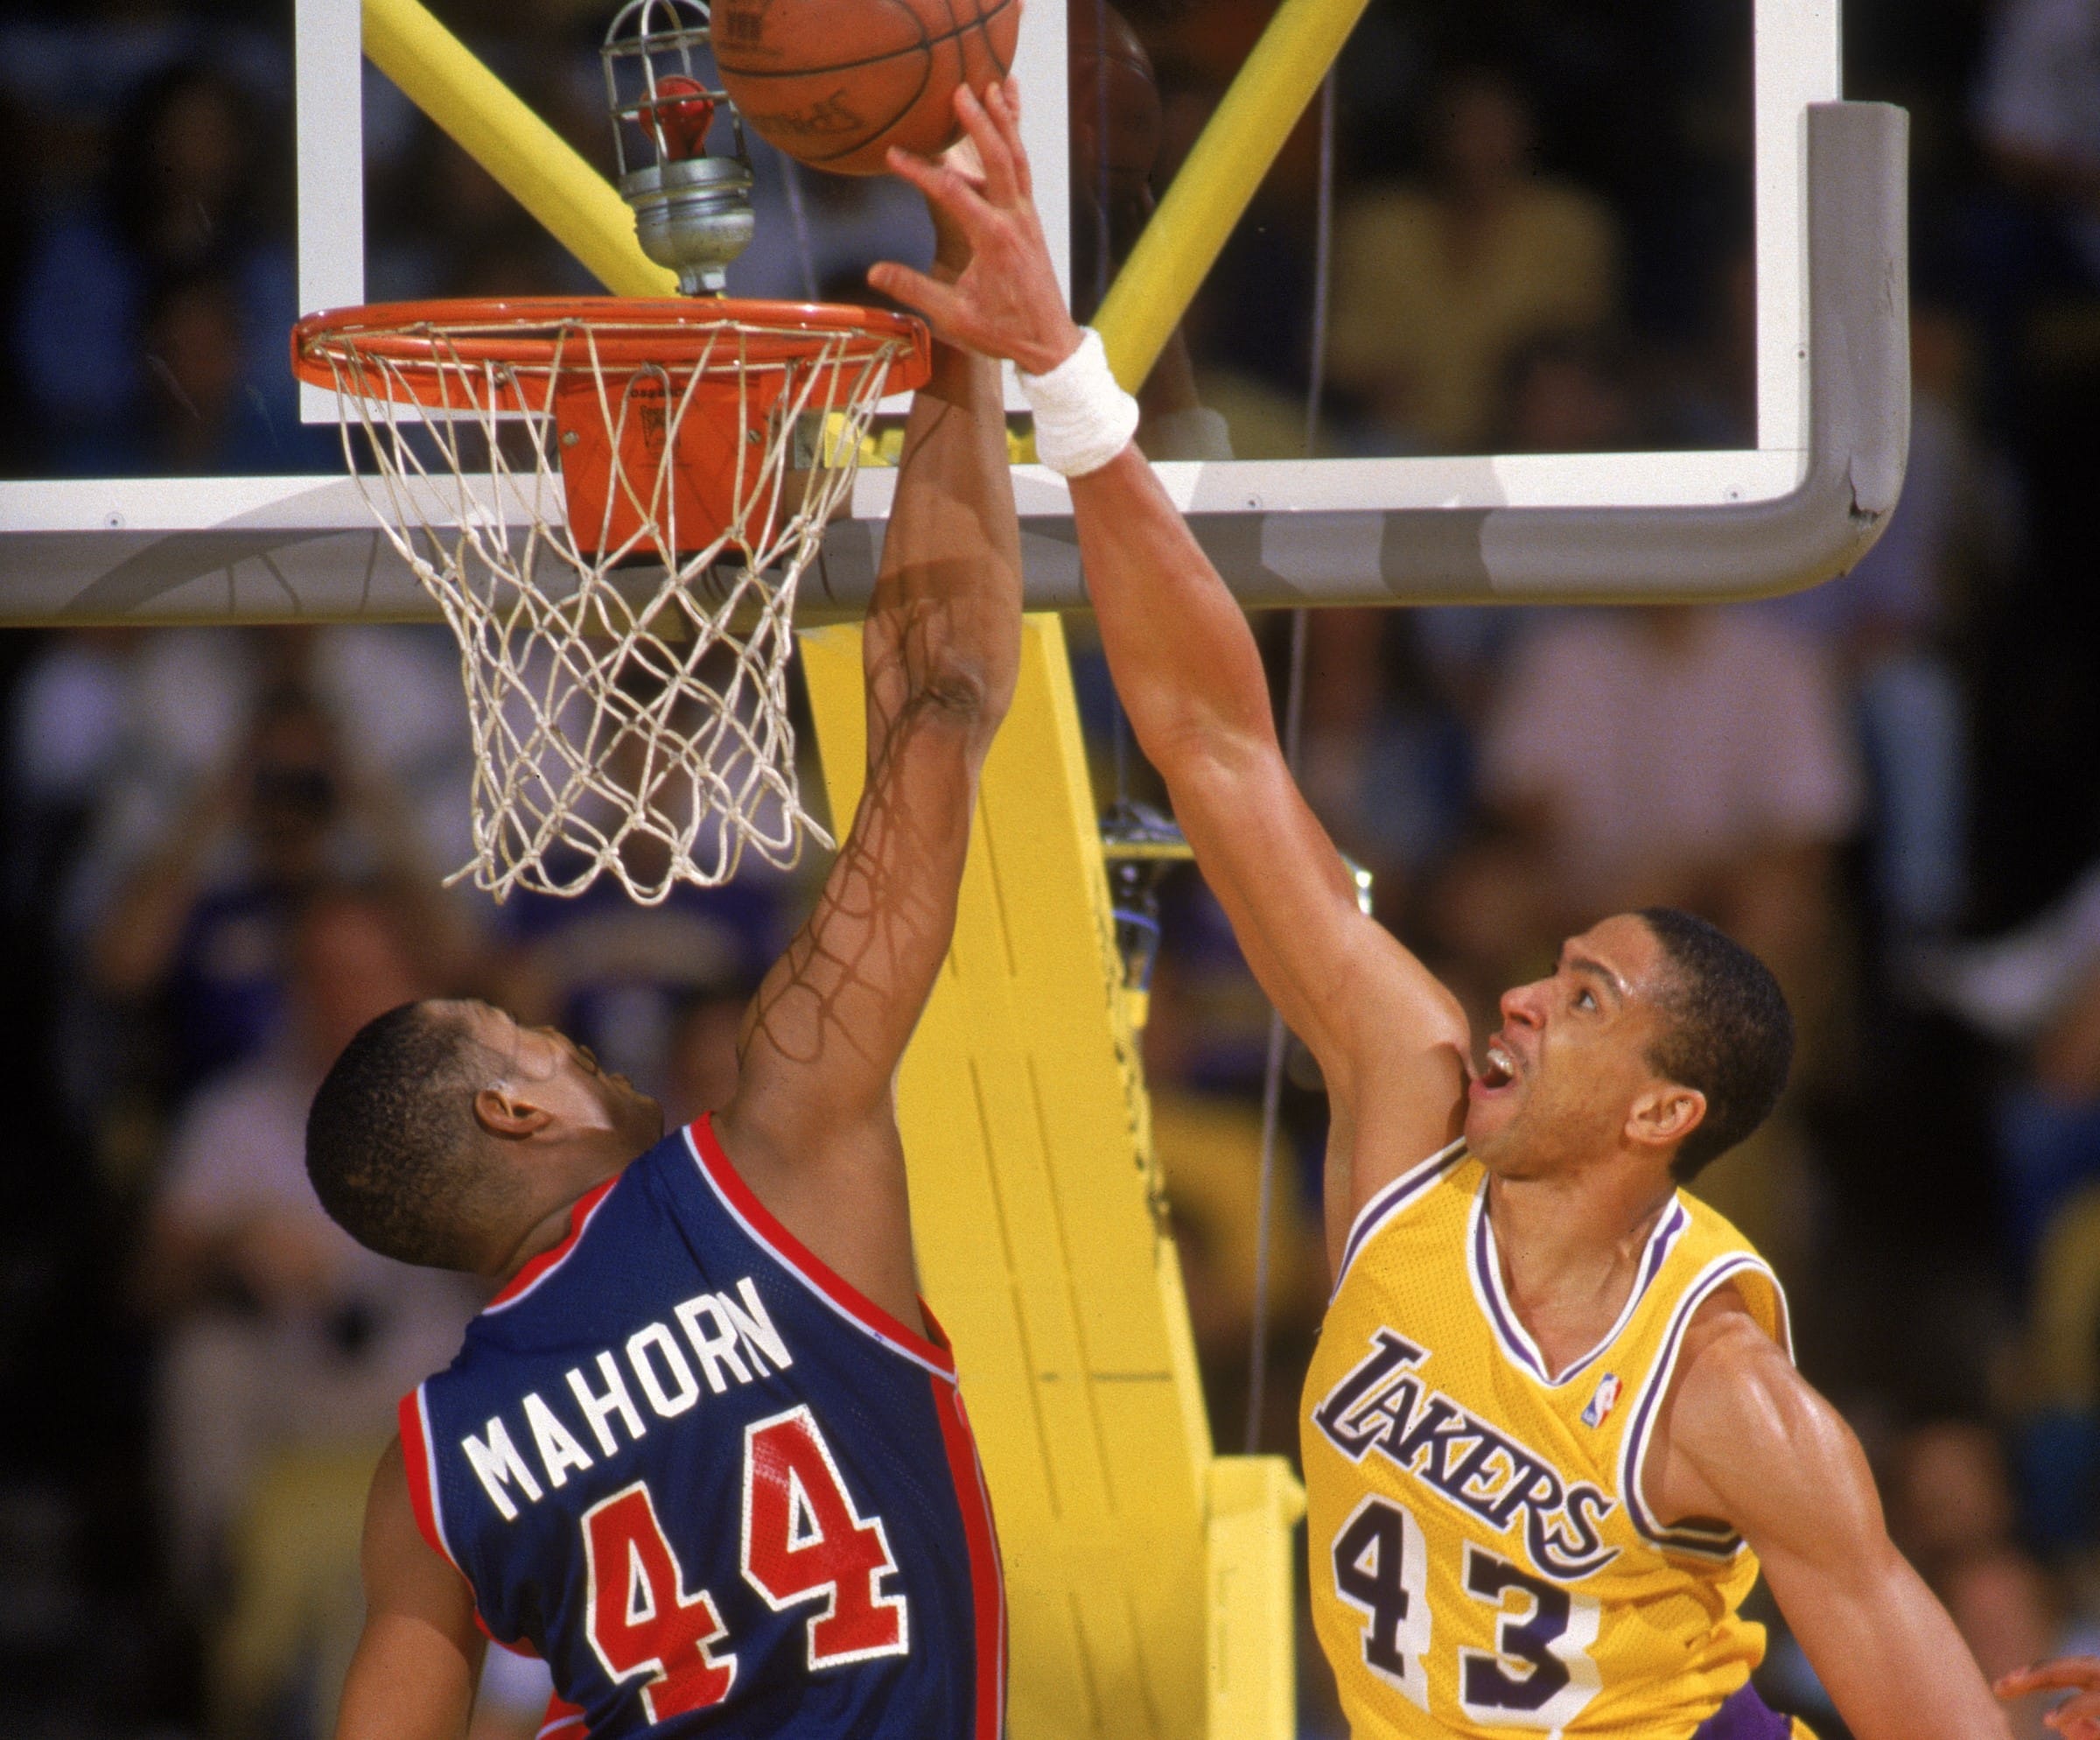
[
  {"xmin": 474, "ymin": 1083, "xmax": 556, "ymax": 1140},
  {"xmin": 1626, "ymin": 1081, "xmax": 1704, "ymax": 1153}
]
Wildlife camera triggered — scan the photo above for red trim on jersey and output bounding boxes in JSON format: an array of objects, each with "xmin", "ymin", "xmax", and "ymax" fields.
[
  {"xmin": 486, "ymin": 1175, "xmax": 621, "ymax": 1312},
  {"xmin": 926, "ymin": 1321, "xmax": 1006, "ymax": 1740},
  {"xmin": 536, "ymin": 1693, "xmax": 587, "ymax": 1738},
  {"xmin": 396, "ymin": 1386, "xmax": 458, "ymax": 1571},
  {"xmin": 472, "ymin": 1612, "xmax": 541, "ymax": 1656},
  {"xmin": 685, "ymin": 1116, "xmax": 956, "ymax": 1378}
]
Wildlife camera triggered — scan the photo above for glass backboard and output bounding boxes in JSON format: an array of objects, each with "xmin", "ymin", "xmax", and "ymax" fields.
[{"xmin": 0, "ymin": 0, "xmax": 1882, "ymax": 623}]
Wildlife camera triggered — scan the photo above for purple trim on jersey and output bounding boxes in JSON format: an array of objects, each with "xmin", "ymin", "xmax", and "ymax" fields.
[
  {"xmin": 1618, "ymin": 1252, "xmax": 1790, "ymax": 1558},
  {"xmin": 483, "ymin": 1176, "xmax": 620, "ymax": 1315},
  {"xmin": 1691, "ymin": 1682, "xmax": 1799, "ymax": 1740},
  {"xmin": 1332, "ymin": 1140, "xmax": 1469, "ymax": 1297},
  {"xmin": 1468, "ymin": 1186, "xmax": 1690, "ymax": 1387},
  {"xmin": 683, "ymin": 1116, "xmax": 957, "ymax": 1382}
]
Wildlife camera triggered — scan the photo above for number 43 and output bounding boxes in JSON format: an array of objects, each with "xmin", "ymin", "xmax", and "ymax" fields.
[
  {"xmin": 1332, "ymin": 1495, "xmax": 1601, "ymax": 1729},
  {"xmin": 582, "ymin": 1406, "xmax": 908, "ymax": 1723}
]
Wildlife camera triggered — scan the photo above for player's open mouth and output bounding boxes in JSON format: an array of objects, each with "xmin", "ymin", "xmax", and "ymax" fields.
[{"xmin": 1474, "ymin": 1039, "xmax": 1520, "ymax": 1095}]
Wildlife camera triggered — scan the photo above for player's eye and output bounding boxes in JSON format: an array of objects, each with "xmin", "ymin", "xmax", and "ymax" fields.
[{"xmin": 1575, "ymin": 987, "xmax": 1597, "ymax": 1012}]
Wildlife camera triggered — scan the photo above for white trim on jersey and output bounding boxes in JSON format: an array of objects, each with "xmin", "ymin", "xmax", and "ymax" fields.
[
  {"xmin": 1617, "ymin": 1251, "xmax": 1795, "ymax": 1559},
  {"xmin": 1332, "ymin": 1140, "xmax": 1470, "ymax": 1299},
  {"xmin": 1467, "ymin": 1184, "xmax": 1691, "ymax": 1388}
]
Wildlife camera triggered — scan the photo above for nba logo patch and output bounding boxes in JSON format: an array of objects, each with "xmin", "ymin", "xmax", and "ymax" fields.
[{"xmin": 1582, "ymin": 1373, "xmax": 1622, "ymax": 1428}]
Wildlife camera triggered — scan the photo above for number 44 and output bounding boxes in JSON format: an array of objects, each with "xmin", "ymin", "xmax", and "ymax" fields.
[{"xmin": 582, "ymin": 1406, "xmax": 908, "ymax": 1723}]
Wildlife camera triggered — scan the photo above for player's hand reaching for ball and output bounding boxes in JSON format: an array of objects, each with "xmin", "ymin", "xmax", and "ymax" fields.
[
  {"xmin": 1998, "ymin": 1659, "xmax": 2100, "ymax": 1737},
  {"xmin": 871, "ymin": 81, "xmax": 1083, "ymax": 377}
]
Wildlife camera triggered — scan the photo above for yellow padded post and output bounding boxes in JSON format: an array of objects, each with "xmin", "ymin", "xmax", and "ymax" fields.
[
  {"xmin": 802, "ymin": 618, "xmax": 1301, "ymax": 1739},
  {"xmin": 1208, "ymin": 1456, "xmax": 1307, "ymax": 1737}
]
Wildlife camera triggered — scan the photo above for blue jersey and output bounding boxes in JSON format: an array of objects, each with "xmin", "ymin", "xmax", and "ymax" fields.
[{"xmin": 401, "ymin": 1116, "xmax": 1004, "ymax": 1740}]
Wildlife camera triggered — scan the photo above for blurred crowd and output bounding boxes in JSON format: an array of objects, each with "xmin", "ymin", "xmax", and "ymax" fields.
[{"xmin": 9, "ymin": 0, "xmax": 2100, "ymax": 1736}]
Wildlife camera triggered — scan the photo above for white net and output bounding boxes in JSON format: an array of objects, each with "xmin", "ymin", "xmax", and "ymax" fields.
[{"xmin": 300, "ymin": 305, "xmax": 915, "ymax": 904}]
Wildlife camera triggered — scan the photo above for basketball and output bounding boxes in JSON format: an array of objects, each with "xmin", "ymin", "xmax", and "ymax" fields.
[
  {"xmin": 1069, "ymin": 2, "xmax": 1162, "ymax": 200},
  {"xmin": 711, "ymin": 0, "xmax": 1021, "ymax": 177}
]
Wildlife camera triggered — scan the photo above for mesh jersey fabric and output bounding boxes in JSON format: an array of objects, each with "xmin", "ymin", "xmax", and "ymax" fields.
[
  {"xmin": 1302, "ymin": 1143, "xmax": 1792, "ymax": 1739},
  {"xmin": 401, "ymin": 1115, "xmax": 1004, "ymax": 1739}
]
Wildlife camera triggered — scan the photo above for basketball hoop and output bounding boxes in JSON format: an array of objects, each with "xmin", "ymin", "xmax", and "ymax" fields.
[{"xmin": 292, "ymin": 297, "xmax": 930, "ymax": 904}]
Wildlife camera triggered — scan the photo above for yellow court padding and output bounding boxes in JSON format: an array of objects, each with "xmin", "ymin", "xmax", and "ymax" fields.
[{"xmin": 802, "ymin": 617, "xmax": 1303, "ymax": 1740}]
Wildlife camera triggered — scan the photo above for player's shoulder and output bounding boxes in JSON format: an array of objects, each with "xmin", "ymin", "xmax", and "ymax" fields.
[
  {"xmin": 1663, "ymin": 1286, "xmax": 1814, "ymax": 1470},
  {"xmin": 1650, "ymin": 1283, "xmax": 1878, "ymax": 1550}
]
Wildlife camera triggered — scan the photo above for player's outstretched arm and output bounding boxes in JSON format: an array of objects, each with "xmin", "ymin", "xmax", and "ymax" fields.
[
  {"xmin": 717, "ymin": 173, "xmax": 1022, "ymax": 1330},
  {"xmin": 872, "ymin": 85, "xmax": 1471, "ymax": 1232},
  {"xmin": 332, "ymin": 1438, "xmax": 484, "ymax": 1740},
  {"xmin": 1645, "ymin": 1302, "xmax": 2013, "ymax": 1740}
]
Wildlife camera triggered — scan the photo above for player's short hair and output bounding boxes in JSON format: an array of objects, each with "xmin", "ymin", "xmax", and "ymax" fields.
[
  {"xmin": 1636, "ymin": 909, "xmax": 1794, "ymax": 1182},
  {"xmin": 306, "ymin": 1000, "xmax": 508, "ymax": 1270}
]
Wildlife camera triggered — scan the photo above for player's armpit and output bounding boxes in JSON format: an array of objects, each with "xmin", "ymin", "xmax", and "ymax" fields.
[
  {"xmin": 334, "ymin": 1437, "xmax": 486, "ymax": 1740},
  {"xmin": 1645, "ymin": 1305, "xmax": 2012, "ymax": 1740}
]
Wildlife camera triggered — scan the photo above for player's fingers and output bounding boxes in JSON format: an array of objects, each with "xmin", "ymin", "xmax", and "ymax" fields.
[
  {"xmin": 886, "ymin": 147, "xmax": 994, "ymax": 233},
  {"xmin": 865, "ymin": 261, "xmax": 962, "ymax": 328},
  {"xmin": 956, "ymin": 85, "xmax": 1019, "ymax": 207},
  {"xmin": 1999, "ymin": 1662, "xmax": 2100, "ymax": 1698},
  {"xmin": 985, "ymin": 79, "xmax": 1032, "ymax": 200},
  {"xmin": 941, "ymin": 130, "xmax": 989, "ymax": 190}
]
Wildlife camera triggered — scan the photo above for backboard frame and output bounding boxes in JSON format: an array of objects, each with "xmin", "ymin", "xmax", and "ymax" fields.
[{"xmin": 0, "ymin": 0, "xmax": 1905, "ymax": 621}]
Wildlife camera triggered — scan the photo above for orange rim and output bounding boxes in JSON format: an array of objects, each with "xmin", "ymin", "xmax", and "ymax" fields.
[{"xmin": 291, "ymin": 297, "xmax": 932, "ymax": 402}]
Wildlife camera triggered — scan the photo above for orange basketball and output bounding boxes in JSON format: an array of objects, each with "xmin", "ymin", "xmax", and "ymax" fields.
[{"xmin": 712, "ymin": 0, "xmax": 1022, "ymax": 177}]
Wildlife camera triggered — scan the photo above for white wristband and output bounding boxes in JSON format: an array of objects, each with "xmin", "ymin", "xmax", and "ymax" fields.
[{"xmin": 1018, "ymin": 327, "xmax": 1140, "ymax": 479}]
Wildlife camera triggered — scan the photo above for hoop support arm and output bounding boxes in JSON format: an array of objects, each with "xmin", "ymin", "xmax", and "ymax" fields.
[
  {"xmin": 827, "ymin": 101, "xmax": 1912, "ymax": 614},
  {"xmin": 1206, "ymin": 99, "xmax": 1906, "ymax": 608}
]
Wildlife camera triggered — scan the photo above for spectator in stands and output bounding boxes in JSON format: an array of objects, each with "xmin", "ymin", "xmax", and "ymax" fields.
[
  {"xmin": 1475, "ymin": 605, "xmax": 1860, "ymax": 991},
  {"xmin": 140, "ymin": 885, "xmax": 482, "ymax": 1735},
  {"xmin": 1292, "ymin": 611, "xmax": 1473, "ymax": 916},
  {"xmin": 89, "ymin": 680, "xmax": 473, "ymax": 1099},
  {"xmin": 1139, "ymin": 888, "xmax": 1328, "ymax": 1453},
  {"xmin": 1771, "ymin": 308, "xmax": 2022, "ymax": 946},
  {"xmin": 1918, "ymin": 859, "xmax": 2100, "ymax": 1266},
  {"xmin": 10, "ymin": 60, "xmax": 327, "ymax": 476},
  {"xmin": 1976, "ymin": 0, "xmax": 2100, "ymax": 287},
  {"xmin": 137, "ymin": 269, "xmax": 290, "ymax": 475},
  {"xmin": 1325, "ymin": 67, "xmax": 1619, "ymax": 453},
  {"xmin": 1886, "ymin": 1422, "xmax": 2069, "ymax": 1740}
]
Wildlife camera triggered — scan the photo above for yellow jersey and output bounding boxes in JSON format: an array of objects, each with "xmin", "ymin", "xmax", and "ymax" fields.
[{"xmin": 1303, "ymin": 1142, "xmax": 1797, "ymax": 1739}]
